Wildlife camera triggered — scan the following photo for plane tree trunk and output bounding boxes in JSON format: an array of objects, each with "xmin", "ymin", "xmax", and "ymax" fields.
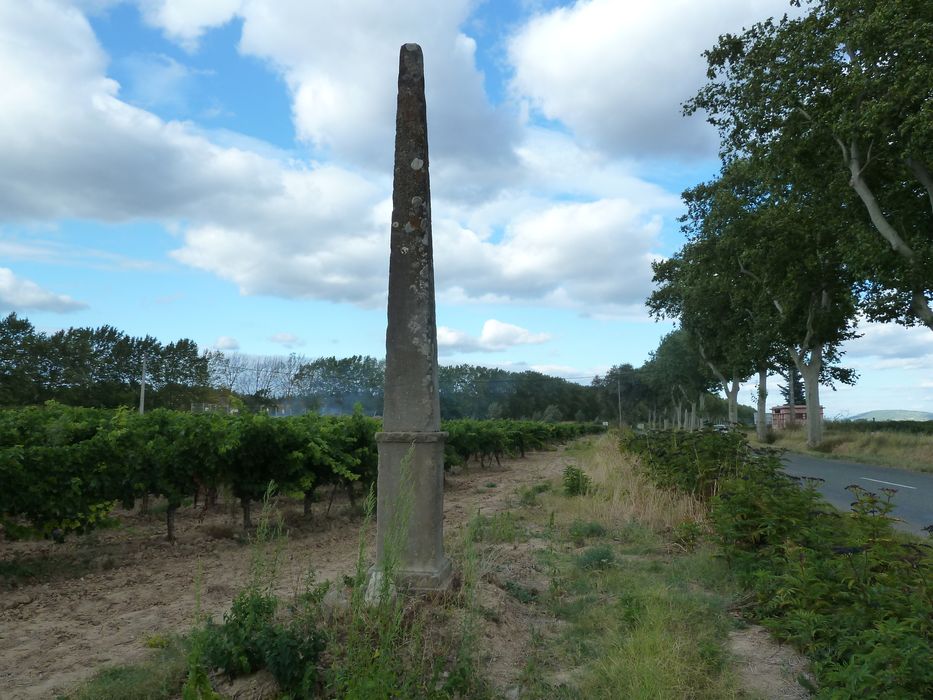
[
  {"xmin": 755, "ymin": 366, "xmax": 768, "ymax": 441},
  {"xmin": 792, "ymin": 345, "xmax": 824, "ymax": 448}
]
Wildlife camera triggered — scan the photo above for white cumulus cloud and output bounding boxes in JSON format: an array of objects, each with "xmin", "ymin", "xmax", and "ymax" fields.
[
  {"xmin": 0, "ymin": 268, "xmax": 87, "ymax": 312},
  {"xmin": 436, "ymin": 198, "xmax": 662, "ymax": 313},
  {"xmin": 0, "ymin": 1, "xmax": 390, "ymax": 304},
  {"xmin": 214, "ymin": 335, "xmax": 240, "ymax": 350},
  {"xmin": 138, "ymin": 0, "xmax": 520, "ymax": 178},
  {"xmin": 508, "ymin": 0, "xmax": 796, "ymax": 159},
  {"xmin": 269, "ymin": 332, "xmax": 305, "ymax": 348},
  {"xmin": 0, "ymin": 1, "xmax": 674, "ymax": 313},
  {"xmin": 137, "ymin": 0, "xmax": 244, "ymax": 50},
  {"xmin": 438, "ymin": 319, "xmax": 551, "ymax": 354},
  {"xmin": 844, "ymin": 321, "xmax": 933, "ymax": 362}
]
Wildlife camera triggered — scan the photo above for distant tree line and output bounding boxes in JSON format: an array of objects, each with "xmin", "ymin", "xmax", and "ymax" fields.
[
  {"xmin": 1, "ymin": 312, "xmax": 756, "ymax": 424},
  {"xmin": 0, "ymin": 313, "xmax": 210, "ymax": 409},
  {"xmin": 208, "ymin": 353, "xmax": 602, "ymax": 422}
]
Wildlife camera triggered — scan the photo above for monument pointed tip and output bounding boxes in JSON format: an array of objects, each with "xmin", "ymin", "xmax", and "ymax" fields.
[{"xmin": 398, "ymin": 43, "xmax": 425, "ymax": 86}]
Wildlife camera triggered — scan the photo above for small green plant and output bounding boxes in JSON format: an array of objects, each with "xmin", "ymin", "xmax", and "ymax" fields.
[
  {"xmin": 471, "ymin": 511, "xmax": 523, "ymax": 543},
  {"xmin": 145, "ymin": 634, "xmax": 170, "ymax": 650},
  {"xmin": 519, "ymin": 481, "xmax": 551, "ymax": 506},
  {"xmin": 193, "ymin": 590, "xmax": 326, "ymax": 696},
  {"xmin": 259, "ymin": 616, "xmax": 327, "ymax": 695},
  {"xmin": 184, "ymin": 484, "xmax": 327, "ymax": 697},
  {"xmin": 672, "ymin": 520, "xmax": 704, "ymax": 551},
  {"xmin": 576, "ymin": 545, "xmax": 615, "ymax": 570},
  {"xmin": 200, "ymin": 588, "xmax": 277, "ymax": 678},
  {"xmin": 503, "ymin": 579, "xmax": 539, "ymax": 604},
  {"xmin": 562, "ymin": 465, "xmax": 590, "ymax": 496},
  {"xmin": 443, "ymin": 516, "xmax": 492, "ymax": 698},
  {"xmin": 182, "ymin": 562, "xmax": 221, "ymax": 700},
  {"xmin": 568, "ymin": 520, "xmax": 606, "ymax": 544}
]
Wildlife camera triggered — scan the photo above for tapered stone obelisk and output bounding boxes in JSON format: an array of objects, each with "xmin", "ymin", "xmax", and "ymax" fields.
[{"xmin": 374, "ymin": 43, "xmax": 451, "ymax": 591}]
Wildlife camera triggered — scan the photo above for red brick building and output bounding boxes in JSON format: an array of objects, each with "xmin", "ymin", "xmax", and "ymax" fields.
[{"xmin": 771, "ymin": 404, "xmax": 823, "ymax": 429}]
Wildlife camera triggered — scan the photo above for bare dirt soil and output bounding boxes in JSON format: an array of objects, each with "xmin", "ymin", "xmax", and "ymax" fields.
[
  {"xmin": 2, "ymin": 443, "xmax": 816, "ymax": 700},
  {"xmin": 0, "ymin": 447, "xmax": 573, "ymax": 699},
  {"xmin": 473, "ymin": 537, "xmax": 570, "ymax": 697},
  {"xmin": 729, "ymin": 624, "xmax": 814, "ymax": 699}
]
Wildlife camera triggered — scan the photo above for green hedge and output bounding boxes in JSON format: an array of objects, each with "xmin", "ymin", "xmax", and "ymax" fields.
[
  {"xmin": 825, "ymin": 419, "xmax": 933, "ymax": 435},
  {"xmin": 621, "ymin": 429, "xmax": 933, "ymax": 699}
]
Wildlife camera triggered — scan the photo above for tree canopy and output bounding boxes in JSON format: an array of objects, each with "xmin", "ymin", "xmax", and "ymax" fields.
[
  {"xmin": 0, "ymin": 313, "xmax": 210, "ymax": 409},
  {"xmin": 686, "ymin": 0, "xmax": 933, "ymax": 330}
]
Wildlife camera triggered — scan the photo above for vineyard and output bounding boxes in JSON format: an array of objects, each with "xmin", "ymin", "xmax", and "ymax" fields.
[{"xmin": 0, "ymin": 402, "xmax": 602, "ymax": 542}]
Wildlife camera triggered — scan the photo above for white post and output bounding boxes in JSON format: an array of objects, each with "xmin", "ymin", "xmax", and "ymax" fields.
[
  {"xmin": 138, "ymin": 353, "xmax": 147, "ymax": 415},
  {"xmin": 617, "ymin": 375, "xmax": 622, "ymax": 427}
]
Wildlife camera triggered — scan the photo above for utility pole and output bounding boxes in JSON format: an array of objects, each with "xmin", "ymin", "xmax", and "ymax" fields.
[
  {"xmin": 617, "ymin": 375, "xmax": 622, "ymax": 428},
  {"xmin": 138, "ymin": 353, "xmax": 147, "ymax": 415},
  {"xmin": 138, "ymin": 352, "xmax": 149, "ymax": 516}
]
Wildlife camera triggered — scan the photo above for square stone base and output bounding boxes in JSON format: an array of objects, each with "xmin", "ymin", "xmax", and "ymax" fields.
[
  {"xmin": 366, "ymin": 557, "xmax": 452, "ymax": 603},
  {"xmin": 395, "ymin": 556, "xmax": 453, "ymax": 592},
  {"xmin": 374, "ymin": 431, "xmax": 450, "ymax": 592}
]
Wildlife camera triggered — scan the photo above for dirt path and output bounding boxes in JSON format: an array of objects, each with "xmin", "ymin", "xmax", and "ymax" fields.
[
  {"xmin": 0, "ymin": 448, "xmax": 571, "ymax": 699},
  {"xmin": 730, "ymin": 624, "xmax": 814, "ymax": 699}
]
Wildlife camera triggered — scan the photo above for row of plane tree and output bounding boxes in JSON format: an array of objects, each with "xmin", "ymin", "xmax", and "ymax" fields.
[{"xmin": 647, "ymin": 0, "xmax": 932, "ymax": 447}]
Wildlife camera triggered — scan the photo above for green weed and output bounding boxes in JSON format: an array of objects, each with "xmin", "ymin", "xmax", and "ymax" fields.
[
  {"xmin": 63, "ymin": 636, "xmax": 189, "ymax": 700},
  {"xmin": 562, "ymin": 465, "xmax": 591, "ymax": 496},
  {"xmin": 185, "ymin": 484, "xmax": 326, "ymax": 697},
  {"xmin": 575, "ymin": 545, "xmax": 615, "ymax": 570},
  {"xmin": 442, "ymin": 516, "xmax": 492, "ymax": 698},
  {"xmin": 625, "ymin": 428, "xmax": 933, "ymax": 698},
  {"xmin": 568, "ymin": 519, "xmax": 606, "ymax": 544},
  {"xmin": 145, "ymin": 635, "xmax": 170, "ymax": 650},
  {"xmin": 503, "ymin": 579, "xmax": 539, "ymax": 604},
  {"xmin": 672, "ymin": 520, "xmax": 704, "ymax": 550},
  {"xmin": 471, "ymin": 511, "xmax": 524, "ymax": 544},
  {"xmin": 519, "ymin": 481, "xmax": 551, "ymax": 506}
]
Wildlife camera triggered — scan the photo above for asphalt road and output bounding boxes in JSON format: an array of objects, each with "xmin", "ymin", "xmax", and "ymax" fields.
[{"xmin": 783, "ymin": 452, "xmax": 933, "ymax": 536}]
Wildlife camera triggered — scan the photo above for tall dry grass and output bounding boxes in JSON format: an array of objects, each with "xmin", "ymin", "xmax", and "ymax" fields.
[
  {"xmin": 525, "ymin": 433, "xmax": 742, "ymax": 699},
  {"xmin": 761, "ymin": 426, "xmax": 933, "ymax": 473},
  {"xmin": 550, "ymin": 434, "xmax": 707, "ymax": 531}
]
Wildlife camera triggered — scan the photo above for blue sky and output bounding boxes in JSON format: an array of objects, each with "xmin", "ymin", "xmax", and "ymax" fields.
[{"xmin": 1, "ymin": 0, "xmax": 931, "ymax": 417}]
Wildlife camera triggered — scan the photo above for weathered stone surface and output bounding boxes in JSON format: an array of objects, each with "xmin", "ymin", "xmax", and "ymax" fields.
[
  {"xmin": 375, "ymin": 434, "xmax": 450, "ymax": 585},
  {"xmin": 383, "ymin": 43, "xmax": 440, "ymax": 435},
  {"xmin": 375, "ymin": 43, "xmax": 450, "ymax": 591}
]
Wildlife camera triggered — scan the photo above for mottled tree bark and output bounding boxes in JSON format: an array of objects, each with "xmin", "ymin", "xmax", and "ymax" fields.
[{"xmin": 755, "ymin": 366, "xmax": 768, "ymax": 441}]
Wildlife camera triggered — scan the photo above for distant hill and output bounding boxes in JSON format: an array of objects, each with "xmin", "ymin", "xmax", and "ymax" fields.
[{"xmin": 847, "ymin": 410, "xmax": 933, "ymax": 422}]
